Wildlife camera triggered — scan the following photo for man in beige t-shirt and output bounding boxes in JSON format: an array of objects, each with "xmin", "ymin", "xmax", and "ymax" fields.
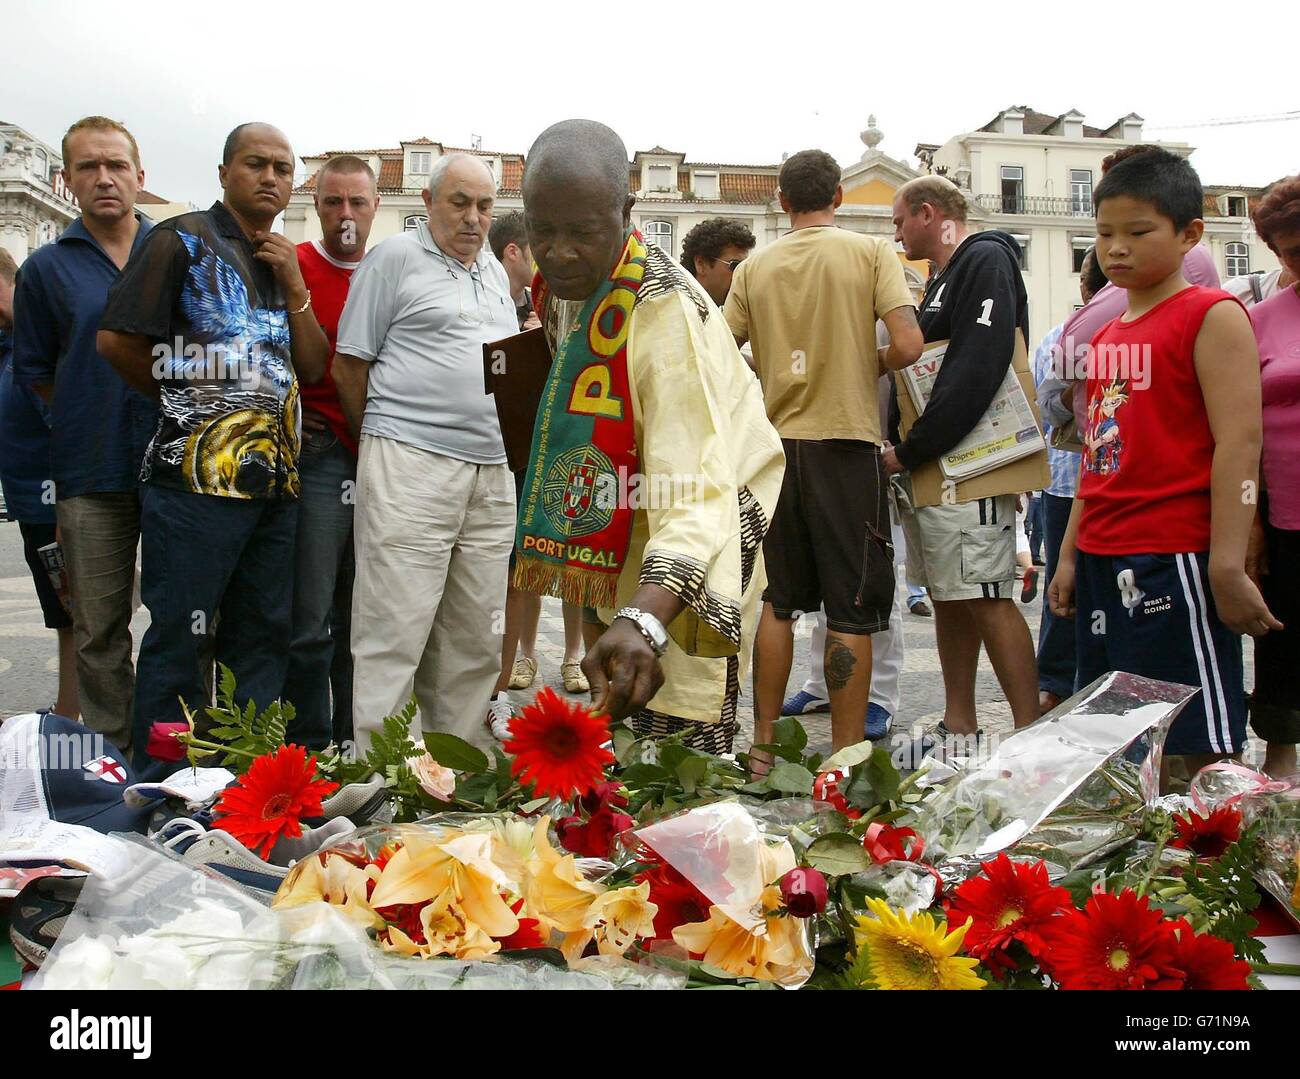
[{"xmin": 725, "ymin": 149, "xmax": 922, "ymax": 759}]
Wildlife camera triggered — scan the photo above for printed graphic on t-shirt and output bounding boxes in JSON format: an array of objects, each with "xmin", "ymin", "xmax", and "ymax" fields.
[
  {"xmin": 145, "ymin": 231, "xmax": 300, "ymax": 498},
  {"xmin": 1083, "ymin": 375, "xmax": 1129, "ymax": 476}
]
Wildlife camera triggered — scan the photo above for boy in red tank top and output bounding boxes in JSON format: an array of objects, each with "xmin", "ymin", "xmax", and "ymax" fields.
[{"xmin": 1048, "ymin": 147, "xmax": 1281, "ymax": 782}]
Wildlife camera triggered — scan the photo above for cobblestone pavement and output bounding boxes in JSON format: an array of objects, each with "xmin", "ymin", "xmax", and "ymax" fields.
[{"xmin": 0, "ymin": 522, "xmax": 1263, "ymax": 766}]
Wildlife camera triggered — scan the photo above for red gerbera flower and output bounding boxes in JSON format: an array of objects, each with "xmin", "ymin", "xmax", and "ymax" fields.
[
  {"xmin": 634, "ymin": 860, "xmax": 713, "ymax": 942},
  {"xmin": 505, "ymin": 687, "xmax": 615, "ymax": 800},
  {"xmin": 1039, "ymin": 890, "xmax": 1182, "ymax": 990},
  {"xmin": 211, "ymin": 743, "xmax": 338, "ymax": 859},
  {"xmin": 1168, "ymin": 920, "xmax": 1251, "ymax": 990},
  {"xmin": 1169, "ymin": 805, "xmax": 1242, "ymax": 860},
  {"xmin": 946, "ymin": 854, "xmax": 1073, "ymax": 973}
]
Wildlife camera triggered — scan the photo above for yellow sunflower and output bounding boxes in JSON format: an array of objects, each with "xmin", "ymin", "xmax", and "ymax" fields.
[{"xmin": 853, "ymin": 897, "xmax": 985, "ymax": 990}]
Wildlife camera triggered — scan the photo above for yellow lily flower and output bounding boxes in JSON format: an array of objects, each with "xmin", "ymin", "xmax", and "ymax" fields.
[
  {"xmin": 273, "ymin": 853, "xmax": 384, "ymax": 931},
  {"xmin": 673, "ymin": 885, "xmax": 812, "ymax": 984},
  {"xmin": 523, "ymin": 817, "xmax": 605, "ymax": 934},
  {"xmin": 419, "ymin": 888, "xmax": 503, "ymax": 961},
  {"xmin": 585, "ymin": 883, "xmax": 659, "ymax": 957},
  {"xmin": 369, "ymin": 827, "xmax": 519, "ymax": 941}
]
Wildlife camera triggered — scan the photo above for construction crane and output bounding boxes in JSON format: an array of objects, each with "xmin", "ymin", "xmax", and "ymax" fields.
[{"xmin": 1147, "ymin": 110, "xmax": 1300, "ymax": 132}]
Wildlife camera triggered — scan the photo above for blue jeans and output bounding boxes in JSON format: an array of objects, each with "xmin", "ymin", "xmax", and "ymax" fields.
[
  {"xmin": 133, "ymin": 484, "xmax": 298, "ymax": 772},
  {"xmin": 283, "ymin": 432, "xmax": 355, "ymax": 749},
  {"xmin": 1028, "ymin": 494, "xmax": 1044, "ymax": 563},
  {"xmin": 1036, "ymin": 492, "xmax": 1076, "ymax": 698}
]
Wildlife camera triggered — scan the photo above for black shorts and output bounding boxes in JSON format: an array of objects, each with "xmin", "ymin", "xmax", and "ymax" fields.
[
  {"xmin": 18, "ymin": 521, "xmax": 73, "ymax": 631},
  {"xmin": 761, "ymin": 438, "xmax": 894, "ymax": 635},
  {"xmin": 1250, "ymin": 516, "xmax": 1300, "ymax": 743},
  {"xmin": 1075, "ymin": 550, "xmax": 1245, "ymax": 756}
]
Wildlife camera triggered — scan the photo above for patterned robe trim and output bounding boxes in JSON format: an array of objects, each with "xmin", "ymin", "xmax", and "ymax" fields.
[
  {"xmin": 633, "ymin": 242, "xmax": 711, "ymax": 322},
  {"xmin": 737, "ymin": 484, "xmax": 768, "ymax": 594},
  {"xmin": 639, "ymin": 549, "xmax": 743, "ymax": 652},
  {"xmin": 630, "ymin": 655, "xmax": 740, "ymax": 753}
]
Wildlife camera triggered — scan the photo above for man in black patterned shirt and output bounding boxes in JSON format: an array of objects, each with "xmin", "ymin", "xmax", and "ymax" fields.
[{"xmin": 98, "ymin": 122, "xmax": 328, "ymax": 772}]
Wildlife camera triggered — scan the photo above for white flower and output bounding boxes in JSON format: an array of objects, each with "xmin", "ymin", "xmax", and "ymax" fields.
[
  {"xmin": 39, "ymin": 935, "xmax": 116, "ymax": 989},
  {"xmin": 111, "ymin": 939, "xmax": 193, "ymax": 989}
]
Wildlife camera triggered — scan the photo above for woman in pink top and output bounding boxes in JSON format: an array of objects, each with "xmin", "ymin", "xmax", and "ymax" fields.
[{"xmin": 1245, "ymin": 176, "xmax": 1300, "ymax": 777}]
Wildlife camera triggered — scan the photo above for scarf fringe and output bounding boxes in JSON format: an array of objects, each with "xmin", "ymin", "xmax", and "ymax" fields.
[{"xmin": 512, "ymin": 555, "xmax": 619, "ymax": 611}]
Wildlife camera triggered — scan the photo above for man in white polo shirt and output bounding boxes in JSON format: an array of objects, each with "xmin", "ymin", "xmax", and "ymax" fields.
[{"xmin": 333, "ymin": 153, "xmax": 518, "ymax": 753}]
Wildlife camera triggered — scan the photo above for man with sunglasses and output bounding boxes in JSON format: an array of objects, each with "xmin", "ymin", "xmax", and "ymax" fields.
[
  {"xmin": 681, "ymin": 218, "xmax": 755, "ymax": 307},
  {"xmin": 332, "ymin": 153, "xmax": 519, "ymax": 755}
]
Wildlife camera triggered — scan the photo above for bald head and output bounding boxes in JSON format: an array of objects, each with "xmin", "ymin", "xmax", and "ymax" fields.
[
  {"xmin": 219, "ymin": 122, "xmax": 296, "ymax": 227},
  {"xmin": 223, "ymin": 122, "xmax": 290, "ymax": 166},
  {"xmin": 524, "ymin": 119, "xmax": 629, "ymax": 212},
  {"xmin": 522, "ymin": 120, "xmax": 634, "ymax": 302}
]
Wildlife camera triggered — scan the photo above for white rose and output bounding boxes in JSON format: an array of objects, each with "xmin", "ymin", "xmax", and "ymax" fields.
[
  {"xmin": 408, "ymin": 753, "xmax": 457, "ymax": 801},
  {"xmin": 39, "ymin": 935, "xmax": 116, "ymax": 989}
]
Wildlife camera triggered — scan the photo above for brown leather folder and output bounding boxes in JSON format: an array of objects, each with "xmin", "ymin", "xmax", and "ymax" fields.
[{"xmin": 482, "ymin": 327, "xmax": 553, "ymax": 472}]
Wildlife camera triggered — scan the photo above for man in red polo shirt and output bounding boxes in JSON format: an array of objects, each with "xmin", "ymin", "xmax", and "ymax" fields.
[{"xmin": 284, "ymin": 155, "xmax": 380, "ymax": 749}]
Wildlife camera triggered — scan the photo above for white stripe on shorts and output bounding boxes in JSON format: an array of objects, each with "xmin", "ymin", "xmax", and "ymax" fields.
[{"xmin": 1173, "ymin": 554, "xmax": 1225, "ymax": 754}]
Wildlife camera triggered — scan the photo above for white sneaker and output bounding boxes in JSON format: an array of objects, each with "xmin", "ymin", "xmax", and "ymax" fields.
[{"xmin": 488, "ymin": 693, "xmax": 515, "ymax": 741}]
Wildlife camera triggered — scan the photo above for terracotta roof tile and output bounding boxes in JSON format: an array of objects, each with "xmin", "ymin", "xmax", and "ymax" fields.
[
  {"xmin": 377, "ymin": 158, "xmax": 405, "ymax": 191},
  {"xmin": 719, "ymin": 172, "xmax": 778, "ymax": 204}
]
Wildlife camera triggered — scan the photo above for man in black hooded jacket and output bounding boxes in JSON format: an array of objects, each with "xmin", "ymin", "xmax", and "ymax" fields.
[{"xmin": 884, "ymin": 175, "xmax": 1041, "ymax": 747}]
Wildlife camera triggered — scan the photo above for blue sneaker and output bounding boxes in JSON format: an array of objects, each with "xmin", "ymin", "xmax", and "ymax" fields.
[
  {"xmin": 782, "ymin": 690, "xmax": 830, "ymax": 716},
  {"xmin": 865, "ymin": 703, "xmax": 893, "ymax": 740}
]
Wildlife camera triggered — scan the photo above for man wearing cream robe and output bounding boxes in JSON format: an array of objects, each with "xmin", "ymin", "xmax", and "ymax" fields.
[{"xmin": 522, "ymin": 119, "xmax": 784, "ymax": 754}]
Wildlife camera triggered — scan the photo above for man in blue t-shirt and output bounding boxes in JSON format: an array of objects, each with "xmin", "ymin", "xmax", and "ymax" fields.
[{"xmin": 11, "ymin": 117, "xmax": 158, "ymax": 753}]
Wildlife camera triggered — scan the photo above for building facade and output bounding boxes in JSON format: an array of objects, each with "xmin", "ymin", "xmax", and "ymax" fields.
[
  {"xmin": 0, "ymin": 122, "xmax": 79, "ymax": 265},
  {"xmin": 918, "ymin": 107, "xmax": 1280, "ymax": 342},
  {"xmin": 285, "ymin": 110, "xmax": 1280, "ymax": 347},
  {"xmin": 283, "ymin": 123, "xmax": 931, "ymax": 288}
]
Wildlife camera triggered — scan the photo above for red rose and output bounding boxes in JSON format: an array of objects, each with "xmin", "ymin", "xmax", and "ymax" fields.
[
  {"xmin": 779, "ymin": 867, "xmax": 828, "ymax": 918},
  {"xmin": 557, "ymin": 807, "xmax": 632, "ymax": 859},
  {"xmin": 146, "ymin": 721, "xmax": 189, "ymax": 762},
  {"xmin": 557, "ymin": 815, "xmax": 590, "ymax": 854},
  {"xmin": 580, "ymin": 781, "xmax": 629, "ymax": 814}
]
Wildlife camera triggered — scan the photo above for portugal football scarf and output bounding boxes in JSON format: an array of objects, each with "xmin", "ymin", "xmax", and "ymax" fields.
[{"xmin": 513, "ymin": 230, "xmax": 647, "ymax": 609}]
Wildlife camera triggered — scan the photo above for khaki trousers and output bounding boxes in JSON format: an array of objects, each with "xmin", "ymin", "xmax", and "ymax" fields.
[
  {"xmin": 350, "ymin": 435, "xmax": 513, "ymax": 754},
  {"xmin": 56, "ymin": 492, "xmax": 142, "ymax": 752}
]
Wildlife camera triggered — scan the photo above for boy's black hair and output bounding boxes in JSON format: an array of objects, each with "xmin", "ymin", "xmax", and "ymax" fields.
[
  {"xmin": 680, "ymin": 217, "xmax": 756, "ymax": 277},
  {"xmin": 1093, "ymin": 147, "xmax": 1203, "ymax": 230}
]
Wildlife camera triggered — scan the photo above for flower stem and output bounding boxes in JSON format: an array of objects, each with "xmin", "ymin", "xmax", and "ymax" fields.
[
  {"xmin": 1135, "ymin": 821, "xmax": 1173, "ymax": 900},
  {"xmin": 1251, "ymin": 961, "xmax": 1300, "ymax": 977}
]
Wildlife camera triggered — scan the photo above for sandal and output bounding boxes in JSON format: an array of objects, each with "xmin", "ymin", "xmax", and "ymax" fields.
[
  {"xmin": 561, "ymin": 661, "xmax": 589, "ymax": 694},
  {"xmin": 508, "ymin": 656, "xmax": 537, "ymax": 690}
]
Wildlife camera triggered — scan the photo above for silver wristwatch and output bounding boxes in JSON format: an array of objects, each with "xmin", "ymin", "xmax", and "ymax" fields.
[{"xmin": 614, "ymin": 606, "xmax": 669, "ymax": 656}]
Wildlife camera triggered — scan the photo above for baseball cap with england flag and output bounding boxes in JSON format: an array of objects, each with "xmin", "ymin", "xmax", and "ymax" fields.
[{"xmin": 0, "ymin": 712, "xmax": 154, "ymax": 845}]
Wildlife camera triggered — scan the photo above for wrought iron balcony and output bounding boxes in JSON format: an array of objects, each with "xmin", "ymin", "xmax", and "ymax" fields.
[{"xmin": 974, "ymin": 193, "xmax": 1094, "ymax": 218}]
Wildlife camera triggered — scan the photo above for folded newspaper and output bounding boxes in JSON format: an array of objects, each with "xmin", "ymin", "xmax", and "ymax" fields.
[{"xmin": 900, "ymin": 341, "xmax": 1045, "ymax": 482}]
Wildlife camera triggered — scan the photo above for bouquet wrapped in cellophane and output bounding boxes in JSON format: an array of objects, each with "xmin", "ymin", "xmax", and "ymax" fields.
[{"xmin": 912, "ymin": 673, "xmax": 1198, "ymax": 882}]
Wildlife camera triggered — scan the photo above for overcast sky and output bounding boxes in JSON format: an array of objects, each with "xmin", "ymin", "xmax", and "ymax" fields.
[{"xmin": 6, "ymin": 0, "xmax": 1296, "ymax": 209}]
